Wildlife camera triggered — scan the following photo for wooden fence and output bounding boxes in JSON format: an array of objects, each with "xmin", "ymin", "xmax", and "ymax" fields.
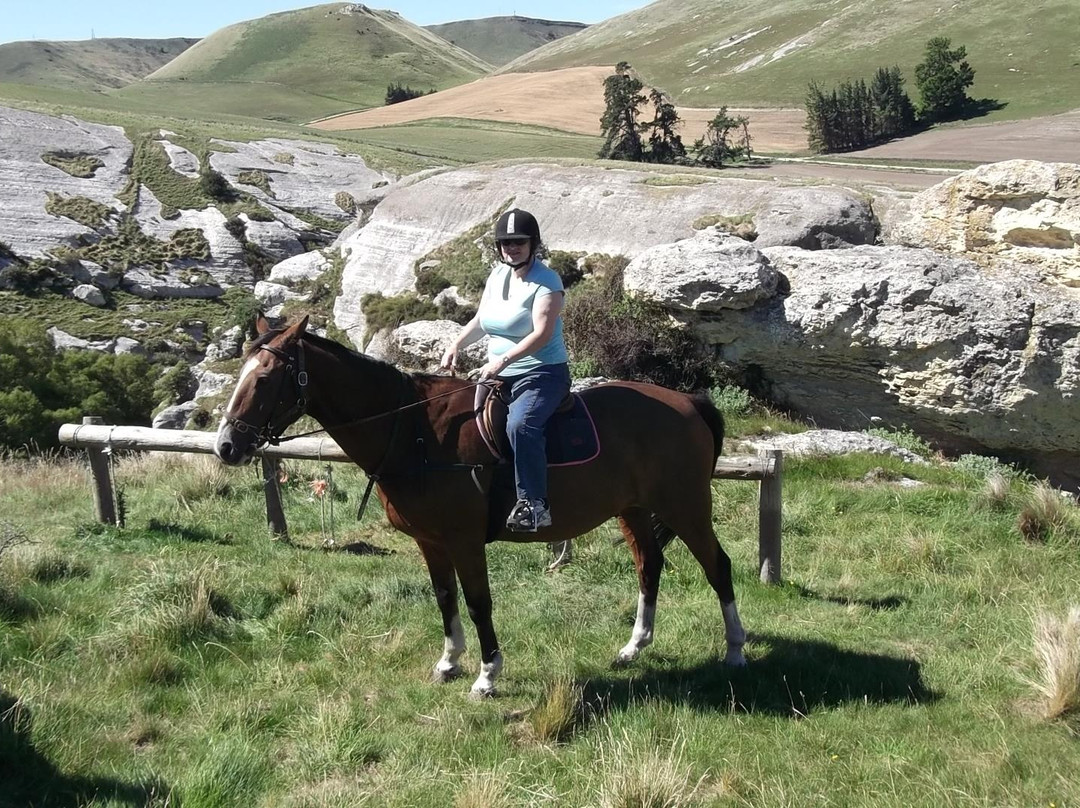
[{"xmin": 59, "ymin": 417, "xmax": 784, "ymax": 583}]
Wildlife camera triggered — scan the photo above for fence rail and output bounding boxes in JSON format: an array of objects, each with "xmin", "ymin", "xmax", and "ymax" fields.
[{"xmin": 59, "ymin": 418, "xmax": 784, "ymax": 583}]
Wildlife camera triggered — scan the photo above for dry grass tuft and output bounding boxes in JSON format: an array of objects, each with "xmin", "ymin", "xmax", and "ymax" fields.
[
  {"xmin": 528, "ymin": 676, "xmax": 584, "ymax": 744},
  {"xmin": 595, "ymin": 730, "xmax": 704, "ymax": 808},
  {"xmin": 454, "ymin": 771, "xmax": 515, "ymax": 808},
  {"xmin": 1018, "ymin": 482, "xmax": 1067, "ymax": 542},
  {"xmin": 982, "ymin": 472, "xmax": 1011, "ymax": 507},
  {"xmin": 1027, "ymin": 607, "xmax": 1080, "ymax": 722}
]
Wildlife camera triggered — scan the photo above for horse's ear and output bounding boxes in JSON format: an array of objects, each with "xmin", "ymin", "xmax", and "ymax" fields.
[
  {"xmin": 254, "ymin": 312, "xmax": 272, "ymax": 335},
  {"xmin": 283, "ymin": 315, "xmax": 309, "ymax": 340}
]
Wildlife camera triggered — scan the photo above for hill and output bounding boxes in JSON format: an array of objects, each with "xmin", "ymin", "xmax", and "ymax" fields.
[
  {"xmin": 120, "ymin": 2, "xmax": 493, "ymax": 123},
  {"xmin": 0, "ymin": 37, "xmax": 198, "ymax": 91},
  {"xmin": 499, "ymin": 0, "xmax": 1080, "ymax": 121},
  {"xmin": 312, "ymin": 66, "xmax": 808, "ymax": 153},
  {"xmin": 424, "ymin": 15, "xmax": 587, "ymax": 67}
]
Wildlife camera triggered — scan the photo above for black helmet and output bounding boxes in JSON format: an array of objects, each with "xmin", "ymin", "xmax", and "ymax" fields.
[
  {"xmin": 494, "ymin": 208, "xmax": 541, "ymax": 268},
  {"xmin": 495, "ymin": 208, "xmax": 540, "ymax": 244}
]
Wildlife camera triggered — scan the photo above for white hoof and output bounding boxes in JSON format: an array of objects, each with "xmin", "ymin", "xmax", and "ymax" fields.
[
  {"xmin": 432, "ymin": 663, "xmax": 461, "ymax": 683},
  {"xmin": 616, "ymin": 644, "xmax": 641, "ymax": 665},
  {"xmin": 469, "ymin": 681, "xmax": 497, "ymax": 699}
]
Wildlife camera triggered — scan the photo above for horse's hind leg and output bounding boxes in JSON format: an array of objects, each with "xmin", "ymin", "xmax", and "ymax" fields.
[
  {"xmin": 616, "ymin": 507, "xmax": 664, "ymax": 663},
  {"xmin": 657, "ymin": 498, "xmax": 747, "ymax": 667},
  {"xmin": 417, "ymin": 540, "xmax": 466, "ymax": 682}
]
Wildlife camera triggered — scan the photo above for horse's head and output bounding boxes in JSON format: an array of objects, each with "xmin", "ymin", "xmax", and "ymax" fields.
[{"xmin": 214, "ymin": 314, "xmax": 310, "ymax": 466}]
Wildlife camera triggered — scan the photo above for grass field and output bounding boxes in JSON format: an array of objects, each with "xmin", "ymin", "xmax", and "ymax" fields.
[
  {"xmin": 505, "ymin": 0, "xmax": 1080, "ymax": 123},
  {"xmin": 2, "ymin": 407, "xmax": 1079, "ymax": 806}
]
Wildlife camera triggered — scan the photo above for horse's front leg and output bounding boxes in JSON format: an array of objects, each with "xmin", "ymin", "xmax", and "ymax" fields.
[
  {"xmin": 448, "ymin": 541, "xmax": 502, "ymax": 697},
  {"xmin": 616, "ymin": 509, "xmax": 663, "ymax": 664},
  {"xmin": 417, "ymin": 540, "xmax": 465, "ymax": 682}
]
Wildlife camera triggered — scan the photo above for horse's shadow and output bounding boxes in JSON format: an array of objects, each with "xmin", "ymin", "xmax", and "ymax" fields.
[
  {"xmin": 581, "ymin": 632, "xmax": 938, "ymax": 718},
  {"xmin": 0, "ymin": 692, "xmax": 169, "ymax": 807}
]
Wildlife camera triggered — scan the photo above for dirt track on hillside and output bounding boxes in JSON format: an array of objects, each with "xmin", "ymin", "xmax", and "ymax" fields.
[{"xmin": 311, "ymin": 66, "xmax": 1080, "ymax": 167}]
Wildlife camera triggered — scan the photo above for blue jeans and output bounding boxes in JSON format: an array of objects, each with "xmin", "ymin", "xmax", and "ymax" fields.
[{"xmin": 503, "ymin": 363, "xmax": 571, "ymax": 502}]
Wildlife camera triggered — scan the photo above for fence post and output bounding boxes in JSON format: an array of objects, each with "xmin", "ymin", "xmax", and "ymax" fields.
[
  {"xmin": 758, "ymin": 449, "xmax": 783, "ymax": 584},
  {"xmin": 261, "ymin": 455, "xmax": 289, "ymax": 539},
  {"xmin": 83, "ymin": 416, "xmax": 118, "ymax": 526}
]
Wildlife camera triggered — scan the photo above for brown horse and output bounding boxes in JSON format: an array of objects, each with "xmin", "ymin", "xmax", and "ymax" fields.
[{"xmin": 214, "ymin": 315, "xmax": 746, "ymax": 695}]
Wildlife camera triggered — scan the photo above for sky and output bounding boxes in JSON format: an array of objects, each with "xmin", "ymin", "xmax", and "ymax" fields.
[{"xmin": 0, "ymin": 0, "xmax": 652, "ymax": 45}]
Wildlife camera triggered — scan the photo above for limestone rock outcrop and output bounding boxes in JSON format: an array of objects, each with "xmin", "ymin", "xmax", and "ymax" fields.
[
  {"xmin": 334, "ymin": 163, "xmax": 877, "ymax": 347},
  {"xmin": 886, "ymin": 160, "xmax": 1080, "ymax": 287},
  {"xmin": 626, "ymin": 228, "xmax": 1080, "ymax": 486}
]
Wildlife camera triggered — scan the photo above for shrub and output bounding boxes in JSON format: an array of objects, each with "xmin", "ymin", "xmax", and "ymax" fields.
[
  {"xmin": 40, "ymin": 151, "xmax": 105, "ymax": 178},
  {"xmin": 198, "ymin": 164, "xmax": 233, "ymax": 201},
  {"xmin": 710, "ymin": 384, "xmax": 756, "ymax": 417},
  {"xmin": 44, "ymin": 193, "xmax": 114, "ymax": 229},
  {"xmin": 334, "ymin": 191, "xmax": 358, "ymax": 216},
  {"xmin": 360, "ymin": 292, "xmax": 439, "ymax": 346},
  {"xmin": 0, "ymin": 320, "xmax": 156, "ymax": 451},
  {"xmin": 545, "ymin": 250, "xmax": 585, "ymax": 288},
  {"xmin": 222, "ymin": 286, "xmax": 262, "ymax": 339},
  {"xmin": 237, "ymin": 169, "xmax": 273, "ymax": 198},
  {"xmin": 563, "ymin": 263, "xmax": 714, "ymax": 392},
  {"xmin": 154, "ymin": 361, "xmax": 196, "ymax": 407}
]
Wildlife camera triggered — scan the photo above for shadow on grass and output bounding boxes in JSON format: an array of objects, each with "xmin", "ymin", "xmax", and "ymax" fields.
[
  {"xmin": 145, "ymin": 518, "xmax": 231, "ymax": 544},
  {"xmin": 793, "ymin": 584, "xmax": 907, "ymax": 611},
  {"xmin": 581, "ymin": 632, "xmax": 938, "ymax": 719},
  {"xmin": 0, "ymin": 692, "xmax": 170, "ymax": 807}
]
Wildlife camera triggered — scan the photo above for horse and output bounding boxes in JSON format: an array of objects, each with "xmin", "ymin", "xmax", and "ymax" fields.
[{"xmin": 214, "ymin": 314, "xmax": 746, "ymax": 696}]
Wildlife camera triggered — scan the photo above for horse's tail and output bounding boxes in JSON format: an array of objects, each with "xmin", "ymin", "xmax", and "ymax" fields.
[{"xmin": 690, "ymin": 392, "xmax": 725, "ymax": 466}]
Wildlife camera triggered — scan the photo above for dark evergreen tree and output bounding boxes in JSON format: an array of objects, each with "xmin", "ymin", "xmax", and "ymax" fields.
[
  {"xmin": 643, "ymin": 89, "xmax": 686, "ymax": 164},
  {"xmin": 598, "ymin": 65, "xmax": 646, "ymax": 161},
  {"xmin": 693, "ymin": 107, "xmax": 751, "ymax": 168},
  {"xmin": 914, "ymin": 37, "xmax": 975, "ymax": 122},
  {"xmin": 870, "ymin": 66, "xmax": 916, "ymax": 142}
]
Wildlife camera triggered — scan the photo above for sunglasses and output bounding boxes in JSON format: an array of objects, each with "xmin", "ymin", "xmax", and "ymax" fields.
[{"xmin": 497, "ymin": 238, "xmax": 531, "ymax": 246}]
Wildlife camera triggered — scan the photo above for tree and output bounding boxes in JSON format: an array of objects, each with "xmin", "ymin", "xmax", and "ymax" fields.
[
  {"xmin": 869, "ymin": 66, "xmax": 916, "ymax": 142},
  {"xmin": 643, "ymin": 89, "xmax": 686, "ymax": 164},
  {"xmin": 598, "ymin": 65, "xmax": 646, "ymax": 161},
  {"xmin": 693, "ymin": 107, "xmax": 750, "ymax": 168},
  {"xmin": 914, "ymin": 36, "xmax": 975, "ymax": 123}
]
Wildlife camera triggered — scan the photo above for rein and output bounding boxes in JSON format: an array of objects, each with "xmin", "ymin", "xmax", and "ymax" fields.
[
  {"xmin": 224, "ymin": 340, "xmax": 498, "ymax": 519},
  {"xmin": 225, "ymin": 342, "xmax": 483, "ymax": 444}
]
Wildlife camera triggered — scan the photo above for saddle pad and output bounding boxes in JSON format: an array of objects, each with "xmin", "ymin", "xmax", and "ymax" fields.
[{"xmin": 543, "ymin": 394, "xmax": 600, "ymax": 466}]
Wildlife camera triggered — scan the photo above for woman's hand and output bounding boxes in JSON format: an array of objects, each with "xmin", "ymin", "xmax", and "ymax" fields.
[
  {"xmin": 439, "ymin": 346, "xmax": 459, "ymax": 373},
  {"xmin": 479, "ymin": 354, "xmax": 510, "ymax": 380}
]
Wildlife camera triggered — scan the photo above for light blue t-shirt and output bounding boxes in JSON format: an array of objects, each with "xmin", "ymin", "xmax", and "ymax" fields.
[{"xmin": 478, "ymin": 258, "xmax": 568, "ymax": 377}]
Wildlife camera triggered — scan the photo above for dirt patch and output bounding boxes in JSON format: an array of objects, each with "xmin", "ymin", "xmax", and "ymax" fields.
[
  {"xmin": 311, "ymin": 67, "xmax": 1080, "ymax": 166},
  {"xmin": 848, "ymin": 110, "xmax": 1080, "ymax": 164},
  {"xmin": 310, "ymin": 66, "xmax": 809, "ymax": 152}
]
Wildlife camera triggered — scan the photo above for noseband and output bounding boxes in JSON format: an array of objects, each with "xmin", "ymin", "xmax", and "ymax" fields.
[{"xmin": 223, "ymin": 342, "xmax": 309, "ymax": 447}]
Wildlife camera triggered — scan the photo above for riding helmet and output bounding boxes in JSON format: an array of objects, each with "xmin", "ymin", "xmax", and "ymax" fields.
[{"xmin": 495, "ymin": 208, "xmax": 541, "ymax": 244}]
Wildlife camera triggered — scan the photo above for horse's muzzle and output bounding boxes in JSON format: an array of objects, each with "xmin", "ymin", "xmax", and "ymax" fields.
[{"xmin": 214, "ymin": 424, "xmax": 257, "ymax": 466}]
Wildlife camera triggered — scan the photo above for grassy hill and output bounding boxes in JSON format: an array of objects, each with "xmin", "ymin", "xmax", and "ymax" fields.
[
  {"xmin": 119, "ymin": 3, "xmax": 493, "ymax": 123},
  {"xmin": 501, "ymin": 0, "xmax": 1080, "ymax": 121},
  {"xmin": 425, "ymin": 15, "xmax": 587, "ymax": 67},
  {"xmin": 0, "ymin": 37, "xmax": 198, "ymax": 91}
]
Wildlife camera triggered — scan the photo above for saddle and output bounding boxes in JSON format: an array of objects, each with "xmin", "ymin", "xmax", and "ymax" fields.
[{"xmin": 474, "ymin": 380, "xmax": 600, "ymax": 466}]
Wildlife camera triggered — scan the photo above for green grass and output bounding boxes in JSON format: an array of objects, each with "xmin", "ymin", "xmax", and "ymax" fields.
[
  {"xmin": 129, "ymin": 3, "xmax": 491, "ymax": 124},
  {"xmin": 506, "ymin": 0, "xmax": 1080, "ymax": 123},
  {"xmin": 2, "ymin": 416, "xmax": 1079, "ymax": 806}
]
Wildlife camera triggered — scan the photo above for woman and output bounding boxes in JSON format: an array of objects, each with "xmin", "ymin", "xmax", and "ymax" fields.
[{"xmin": 440, "ymin": 208, "xmax": 570, "ymax": 534}]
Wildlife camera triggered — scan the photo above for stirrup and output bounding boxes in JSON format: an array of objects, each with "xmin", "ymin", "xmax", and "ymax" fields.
[{"xmin": 507, "ymin": 499, "xmax": 551, "ymax": 532}]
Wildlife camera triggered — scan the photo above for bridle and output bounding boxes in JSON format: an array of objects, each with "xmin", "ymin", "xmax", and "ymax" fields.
[
  {"xmin": 222, "ymin": 339, "xmax": 485, "ymax": 448},
  {"xmin": 223, "ymin": 342, "xmax": 309, "ymax": 447}
]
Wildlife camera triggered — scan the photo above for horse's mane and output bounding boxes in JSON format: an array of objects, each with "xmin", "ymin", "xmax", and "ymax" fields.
[{"xmin": 246, "ymin": 323, "xmax": 472, "ymax": 392}]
